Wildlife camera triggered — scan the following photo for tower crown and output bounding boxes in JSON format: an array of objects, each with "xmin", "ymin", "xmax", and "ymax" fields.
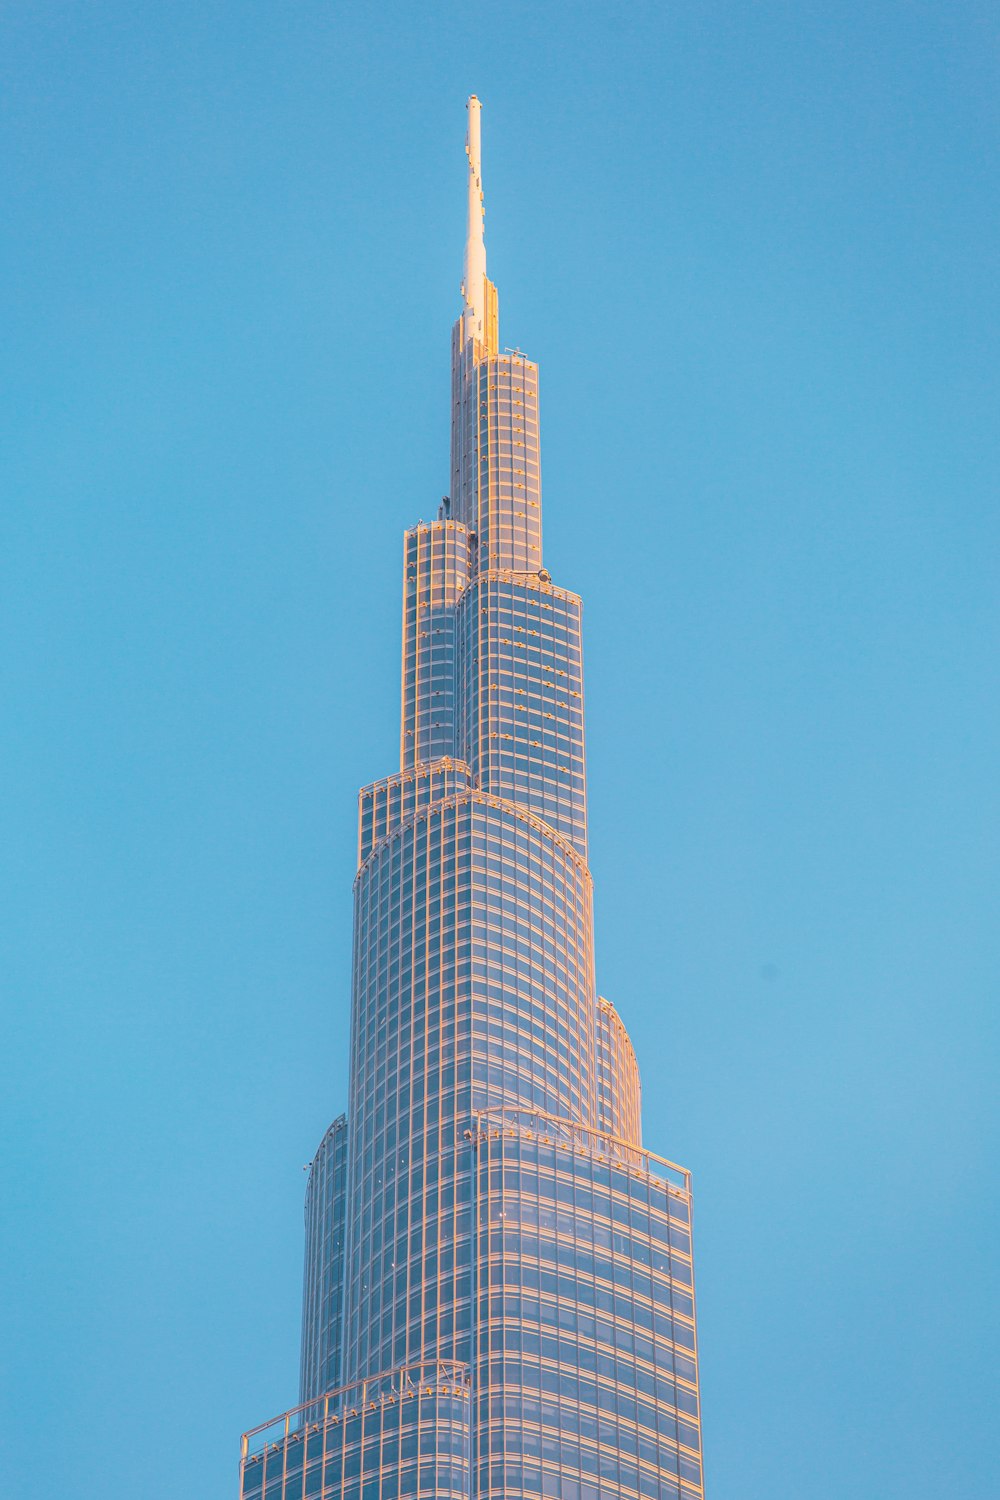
[
  {"xmin": 459, "ymin": 95, "xmax": 498, "ymax": 356},
  {"xmin": 461, "ymin": 95, "xmax": 487, "ymax": 344}
]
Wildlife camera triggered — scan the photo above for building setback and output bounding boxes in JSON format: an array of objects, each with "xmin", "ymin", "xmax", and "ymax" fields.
[{"xmin": 239, "ymin": 96, "xmax": 705, "ymax": 1500}]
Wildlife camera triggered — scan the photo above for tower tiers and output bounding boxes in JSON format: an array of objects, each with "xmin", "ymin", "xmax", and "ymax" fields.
[{"xmin": 239, "ymin": 96, "xmax": 705, "ymax": 1500}]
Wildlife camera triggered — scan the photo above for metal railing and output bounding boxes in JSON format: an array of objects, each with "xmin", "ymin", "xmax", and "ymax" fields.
[
  {"xmin": 240, "ymin": 1359, "xmax": 471, "ymax": 1461},
  {"xmin": 472, "ymin": 1106, "xmax": 691, "ymax": 1193}
]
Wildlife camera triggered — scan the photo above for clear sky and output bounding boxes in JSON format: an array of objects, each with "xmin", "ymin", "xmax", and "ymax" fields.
[{"xmin": 2, "ymin": 3, "xmax": 997, "ymax": 1497}]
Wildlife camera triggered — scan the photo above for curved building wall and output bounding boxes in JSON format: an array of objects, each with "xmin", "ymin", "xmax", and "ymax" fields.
[
  {"xmin": 401, "ymin": 521, "xmax": 472, "ymax": 768},
  {"xmin": 456, "ymin": 573, "xmax": 587, "ymax": 859},
  {"xmin": 241, "ymin": 1364, "xmax": 472, "ymax": 1500},
  {"xmin": 595, "ymin": 995, "xmax": 643, "ymax": 1146},
  {"xmin": 474, "ymin": 1114, "xmax": 702, "ymax": 1500},
  {"xmin": 359, "ymin": 758, "xmax": 473, "ymax": 864},
  {"xmin": 450, "ymin": 341, "xmax": 542, "ymax": 576},
  {"xmin": 299, "ymin": 1114, "xmax": 348, "ymax": 1405},
  {"xmin": 342, "ymin": 792, "xmax": 597, "ymax": 1381},
  {"xmin": 255, "ymin": 1119, "xmax": 703, "ymax": 1500}
]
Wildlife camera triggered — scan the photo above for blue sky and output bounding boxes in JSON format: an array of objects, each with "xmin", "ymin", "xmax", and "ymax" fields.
[{"xmin": 2, "ymin": 4, "xmax": 997, "ymax": 1497}]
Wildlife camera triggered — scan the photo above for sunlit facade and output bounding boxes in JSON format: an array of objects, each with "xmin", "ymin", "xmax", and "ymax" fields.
[{"xmin": 239, "ymin": 96, "xmax": 704, "ymax": 1500}]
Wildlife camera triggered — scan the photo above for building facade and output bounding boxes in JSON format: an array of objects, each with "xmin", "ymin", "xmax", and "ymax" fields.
[{"xmin": 239, "ymin": 97, "xmax": 704, "ymax": 1500}]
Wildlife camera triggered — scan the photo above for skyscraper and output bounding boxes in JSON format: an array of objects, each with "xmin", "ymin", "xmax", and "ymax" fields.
[{"xmin": 239, "ymin": 97, "xmax": 704, "ymax": 1500}]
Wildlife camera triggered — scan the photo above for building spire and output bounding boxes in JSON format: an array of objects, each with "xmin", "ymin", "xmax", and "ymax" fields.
[{"xmin": 462, "ymin": 95, "xmax": 488, "ymax": 345}]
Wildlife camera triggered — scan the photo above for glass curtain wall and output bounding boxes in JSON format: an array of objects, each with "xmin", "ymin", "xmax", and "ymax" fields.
[{"xmin": 239, "ymin": 97, "xmax": 704, "ymax": 1500}]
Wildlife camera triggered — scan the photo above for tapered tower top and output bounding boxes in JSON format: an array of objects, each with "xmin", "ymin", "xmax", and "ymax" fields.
[{"xmin": 461, "ymin": 94, "xmax": 489, "ymax": 347}]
